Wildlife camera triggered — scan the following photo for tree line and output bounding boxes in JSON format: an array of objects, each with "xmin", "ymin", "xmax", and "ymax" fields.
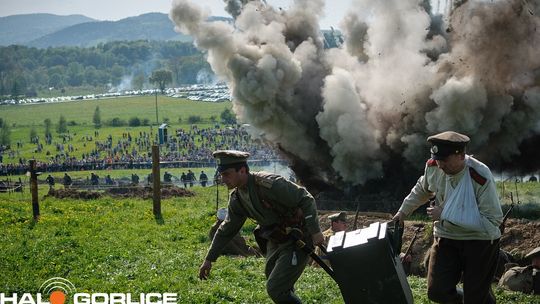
[{"xmin": 0, "ymin": 40, "xmax": 211, "ymax": 99}]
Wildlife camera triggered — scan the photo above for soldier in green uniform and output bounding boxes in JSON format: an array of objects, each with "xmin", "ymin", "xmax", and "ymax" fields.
[
  {"xmin": 499, "ymin": 247, "xmax": 540, "ymax": 294},
  {"xmin": 199, "ymin": 150, "xmax": 324, "ymax": 304}
]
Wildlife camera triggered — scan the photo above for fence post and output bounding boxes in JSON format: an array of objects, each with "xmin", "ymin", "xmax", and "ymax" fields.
[
  {"xmin": 29, "ymin": 160, "xmax": 40, "ymax": 221},
  {"xmin": 152, "ymin": 145, "xmax": 161, "ymax": 218}
]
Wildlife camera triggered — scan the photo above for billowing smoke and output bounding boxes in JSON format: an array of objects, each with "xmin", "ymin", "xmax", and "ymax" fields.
[{"xmin": 170, "ymin": 0, "xmax": 540, "ymax": 192}]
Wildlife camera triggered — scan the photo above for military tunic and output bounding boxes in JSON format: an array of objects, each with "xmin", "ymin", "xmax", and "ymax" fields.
[
  {"xmin": 205, "ymin": 171, "xmax": 321, "ymax": 303},
  {"xmin": 399, "ymin": 155, "xmax": 502, "ymax": 240}
]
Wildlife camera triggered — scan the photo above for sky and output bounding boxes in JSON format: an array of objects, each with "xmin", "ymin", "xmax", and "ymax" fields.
[{"xmin": 0, "ymin": 0, "xmax": 353, "ymax": 29}]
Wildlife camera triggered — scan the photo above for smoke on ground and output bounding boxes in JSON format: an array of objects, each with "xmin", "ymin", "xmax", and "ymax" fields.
[{"xmin": 170, "ymin": 0, "xmax": 540, "ymax": 190}]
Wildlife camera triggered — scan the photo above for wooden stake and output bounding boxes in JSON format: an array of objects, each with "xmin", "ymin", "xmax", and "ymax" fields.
[{"xmin": 152, "ymin": 145, "xmax": 161, "ymax": 217}]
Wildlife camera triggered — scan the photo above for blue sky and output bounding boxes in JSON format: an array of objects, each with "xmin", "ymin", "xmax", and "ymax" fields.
[{"xmin": 0, "ymin": 0, "xmax": 353, "ymax": 29}]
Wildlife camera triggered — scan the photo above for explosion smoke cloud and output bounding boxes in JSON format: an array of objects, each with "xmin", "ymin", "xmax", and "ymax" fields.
[{"xmin": 170, "ymin": 0, "xmax": 540, "ymax": 189}]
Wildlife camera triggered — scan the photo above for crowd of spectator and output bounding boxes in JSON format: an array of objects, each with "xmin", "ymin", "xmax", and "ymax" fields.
[{"xmin": 0, "ymin": 125, "xmax": 282, "ymax": 176}]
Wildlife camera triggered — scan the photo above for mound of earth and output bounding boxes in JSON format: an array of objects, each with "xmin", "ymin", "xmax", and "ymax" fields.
[
  {"xmin": 46, "ymin": 186, "xmax": 195, "ymax": 200},
  {"xmin": 45, "ymin": 188, "xmax": 103, "ymax": 199},
  {"xmin": 106, "ymin": 186, "xmax": 195, "ymax": 199},
  {"xmin": 317, "ymin": 211, "xmax": 540, "ymax": 277}
]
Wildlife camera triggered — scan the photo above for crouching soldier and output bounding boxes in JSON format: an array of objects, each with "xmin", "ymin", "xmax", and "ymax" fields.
[
  {"xmin": 499, "ymin": 247, "xmax": 540, "ymax": 294},
  {"xmin": 209, "ymin": 208, "xmax": 261, "ymax": 257}
]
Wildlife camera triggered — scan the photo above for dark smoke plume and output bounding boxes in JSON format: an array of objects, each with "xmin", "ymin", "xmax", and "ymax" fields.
[{"xmin": 170, "ymin": 0, "xmax": 540, "ymax": 192}]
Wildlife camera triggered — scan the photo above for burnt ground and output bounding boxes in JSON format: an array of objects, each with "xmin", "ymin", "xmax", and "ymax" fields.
[
  {"xmin": 317, "ymin": 211, "xmax": 540, "ymax": 278},
  {"xmin": 46, "ymin": 186, "xmax": 195, "ymax": 200}
]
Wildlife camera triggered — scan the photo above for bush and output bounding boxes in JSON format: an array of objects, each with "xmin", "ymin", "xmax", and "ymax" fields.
[
  {"xmin": 187, "ymin": 115, "xmax": 202, "ymax": 124},
  {"xmin": 128, "ymin": 117, "xmax": 141, "ymax": 127},
  {"xmin": 220, "ymin": 109, "xmax": 236, "ymax": 124},
  {"xmin": 107, "ymin": 117, "xmax": 127, "ymax": 127},
  {"xmin": 68, "ymin": 120, "xmax": 78, "ymax": 126},
  {"xmin": 142, "ymin": 118, "xmax": 150, "ymax": 126}
]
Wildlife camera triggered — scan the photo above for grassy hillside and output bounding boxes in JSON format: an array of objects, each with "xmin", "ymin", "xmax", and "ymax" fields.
[
  {"xmin": 0, "ymin": 187, "xmax": 536, "ymax": 303},
  {"xmin": 1, "ymin": 96, "xmax": 230, "ymax": 127}
]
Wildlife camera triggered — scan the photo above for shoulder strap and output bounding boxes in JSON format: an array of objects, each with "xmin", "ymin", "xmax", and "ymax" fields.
[
  {"xmin": 469, "ymin": 167, "xmax": 487, "ymax": 185},
  {"xmin": 427, "ymin": 159, "xmax": 437, "ymax": 167}
]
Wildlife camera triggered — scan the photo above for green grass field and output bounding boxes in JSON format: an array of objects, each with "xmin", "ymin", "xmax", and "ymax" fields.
[
  {"xmin": 1, "ymin": 187, "xmax": 537, "ymax": 303},
  {"xmin": 0, "ymin": 96, "xmax": 231, "ymax": 163}
]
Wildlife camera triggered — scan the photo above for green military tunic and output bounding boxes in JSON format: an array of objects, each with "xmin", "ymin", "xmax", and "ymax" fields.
[{"xmin": 205, "ymin": 171, "xmax": 321, "ymax": 303}]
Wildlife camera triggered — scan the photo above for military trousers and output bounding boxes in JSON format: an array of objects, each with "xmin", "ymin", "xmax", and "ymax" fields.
[
  {"xmin": 265, "ymin": 239, "xmax": 309, "ymax": 304},
  {"xmin": 427, "ymin": 237, "xmax": 500, "ymax": 304}
]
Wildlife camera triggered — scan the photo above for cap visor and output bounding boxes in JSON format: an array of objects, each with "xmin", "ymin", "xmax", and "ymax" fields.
[{"xmin": 431, "ymin": 154, "xmax": 447, "ymax": 161}]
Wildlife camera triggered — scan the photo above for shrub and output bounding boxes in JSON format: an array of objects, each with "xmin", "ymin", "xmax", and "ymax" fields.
[
  {"xmin": 107, "ymin": 117, "xmax": 127, "ymax": 127},
  {"xmin": 187, "ymin": 115, "xmax": 202, "ymax": 124},
  {"xmin": 128, "ymin": 117, "xmax": 141, "ymax": 127}
]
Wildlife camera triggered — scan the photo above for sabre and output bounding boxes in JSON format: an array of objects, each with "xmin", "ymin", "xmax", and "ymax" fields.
[{"xmin": 286, "ymin": 227, "xmax": 336, "ymax": 281}]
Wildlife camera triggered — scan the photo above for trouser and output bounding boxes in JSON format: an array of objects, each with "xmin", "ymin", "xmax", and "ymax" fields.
[
  {"xmin": 264, "ymin": 240, "xmax": 308, "ymax": 304},
  {"xmin": 427, "ymin": 237, "xmax": 500, "ymax": 304}
]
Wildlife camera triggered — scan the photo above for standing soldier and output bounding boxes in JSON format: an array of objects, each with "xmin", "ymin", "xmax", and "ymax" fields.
[
  {"xmin": 131, "ymin": 173, "xmax": 140, "ymax": 185},
  {"xmin": 199, "ymin": 171, "xmax": 208, "ymax": 187},
  {"xmin": 199, "ymin": 150, "xmax": 324, "ymax": 304},
  {"xmin": 393, "ymin": 131, "xmax": 503, "ymax": 304},
  {"xmin": 164, "ymin": 171, "xmax": 173, "ymax": 183},
  {"xmin": 180, "ymin": 172, "xmax": 187, "ymax": 188},
  {"xmin": 45, "ymin": 174, "xmax": 55, "ymax": 190},
  {"xmin": 90, "ymin": 172, "xmax": 99, "ymax": 186},
  {"xmin": 187, "ymin": 169, "xmax": 196, "ymax": 187},
  {"xmin": 63, "ymin": 173, "xmax": 72, "ymax": 189}
]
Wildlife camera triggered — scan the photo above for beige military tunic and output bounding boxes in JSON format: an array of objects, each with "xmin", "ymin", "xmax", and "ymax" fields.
[{"xmin": 398, "ymin": 155, "xmax": 502, "ymax": 240}]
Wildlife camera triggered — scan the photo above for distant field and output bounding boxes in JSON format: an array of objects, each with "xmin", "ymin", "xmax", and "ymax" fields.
[{"xmin": 0, "ymin": 96, "xmax": 232, "ymax": 163}]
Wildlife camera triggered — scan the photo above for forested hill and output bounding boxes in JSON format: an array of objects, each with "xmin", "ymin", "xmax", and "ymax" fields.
[
  {"xmin": 27, "ymin": 13, "xmax": 194, "ymax": 48},
  {"xmin": 0, "ymin": 14, "xmax": 95, "ymax": 46},
  {"xmin": 0, "ymin": 40, "xmax": 210, "ymax": 98}
]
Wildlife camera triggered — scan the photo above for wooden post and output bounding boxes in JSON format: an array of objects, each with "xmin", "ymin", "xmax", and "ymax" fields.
[
  {"xmin": 29, "ymin": 160, "xmax": 40, "ymax": 221},
  {"xmin": 152, "ymin": 145, "xmax": 161, "ymax": 217}
]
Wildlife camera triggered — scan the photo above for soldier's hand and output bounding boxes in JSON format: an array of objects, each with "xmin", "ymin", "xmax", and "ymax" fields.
[
  {"xmin": 427, "ymin": 205, "xmax": 442, "ymax": 221},
  {"xmin": 311, "ymin": 232, "xmax": 324, "ymax": 246},
  {"xmin": 392, "ymin": 211, "xmax": 405, "ymax": 225},
  {"xmin": 199, "ymin": 260, "xmax": 212, "ymax": 280}
]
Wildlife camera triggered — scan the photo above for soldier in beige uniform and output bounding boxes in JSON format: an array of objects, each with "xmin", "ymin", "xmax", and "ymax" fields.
[
  {"xmin": 199, "ymin": 150, "xmax": 324, "ymax": 304},
  {"xmin": 393, "ymin": 131, "xmax": 503, "ymax": 304},
  {"xmin": 312, "ymin": 212, "xmax": 347, "ymax": 267}
]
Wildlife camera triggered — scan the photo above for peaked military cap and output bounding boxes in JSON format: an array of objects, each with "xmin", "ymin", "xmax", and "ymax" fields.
[
  {"xmin": 213, "ymin": 150, "xmax": 250, "ymax": 172},
  {"xmin": 525, "ymin": 247, "xmax": 540, "ymax": 260},
  {"xmin": 427, "ymin": 131, "xmax": 470, "ymax": 160},
  {"xmin": 328, "ymin": 212, "xmax": 347, "ymax": 222}
]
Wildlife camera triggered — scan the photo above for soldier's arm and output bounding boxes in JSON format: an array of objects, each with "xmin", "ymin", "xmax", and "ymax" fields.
[
  {"xmin": 267, "ymin": 177, "xmax": 321, "ymax": 235},
  {"xmin": 398, "ymin": 163, "xmax": 436, "ymax": 217},
  {"xmin": 205, "ymin": 201, "xmax": 247, "ymax": 262}
]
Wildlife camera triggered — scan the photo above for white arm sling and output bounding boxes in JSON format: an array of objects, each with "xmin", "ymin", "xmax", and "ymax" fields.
[{"xmin": 440, "ymin": 159, "xmax": 484, "ymax": 232}]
